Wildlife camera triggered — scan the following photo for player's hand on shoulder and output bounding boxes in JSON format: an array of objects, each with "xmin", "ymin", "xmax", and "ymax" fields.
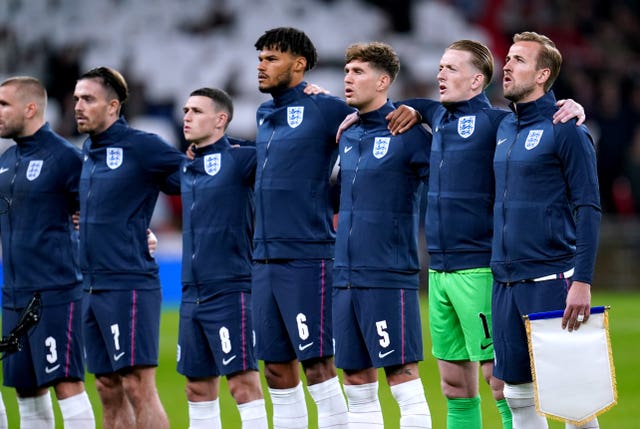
[
  {"xmin": 386, "ymin": 105, "xmax": 421, "ymax": 135},
  {"xmin": 554, "ymin": 99, "xmax": 586, "ymax": 126},
  {"xmin": 304, "ymin": 83, "xmax": 330, "ymax": 95},
  {"xmin": 336, "ymin": 112, "xmax": 359, "ymax": 143}
]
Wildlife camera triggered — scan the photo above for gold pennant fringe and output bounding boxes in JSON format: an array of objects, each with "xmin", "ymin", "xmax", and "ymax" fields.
[{"xmin": 525, "ymin": 307, "xmax": 617, "ymax": 426}]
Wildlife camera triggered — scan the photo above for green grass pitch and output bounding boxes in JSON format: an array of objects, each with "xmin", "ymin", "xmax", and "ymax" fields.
[{"xmin": 1, "ymin": 291, "xmax": 637, "ymax": 428}]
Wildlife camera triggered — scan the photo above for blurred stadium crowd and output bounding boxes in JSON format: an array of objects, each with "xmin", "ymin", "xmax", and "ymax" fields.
[{"xmin": 1, "ymin": 0, "xmax": 639, "ymax": 228}]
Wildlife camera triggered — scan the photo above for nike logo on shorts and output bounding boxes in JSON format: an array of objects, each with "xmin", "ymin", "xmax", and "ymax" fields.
[
  {"xmin": 113, "ymin": 351, "xmax": 125, "ymax": 361},
  {"xmin": 378, "ymin": 349, "xmax": 395, "ymax": 359},
  {"xmin": 298, "ymin": 342, "xmax": 314, "ymax": 351},
  {"xmin": 45, "ymin": 364, "xmax": 60, "ymax": 374},
  {"xmin": 480, "ymin": 342, "xmax": 493, "ymax": 350},
  {"xmin": 222, "ymin": 355, "xmax": 237, "ymax": 366}
]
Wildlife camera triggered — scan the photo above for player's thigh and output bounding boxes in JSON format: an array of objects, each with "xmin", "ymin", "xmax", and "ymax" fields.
[
  {"xmin": 428, "ymin": 270, "xmax": 468, "ymax": 360},
  {"xmin": 3, "ymin": 300, "xmax": 84, "ymax": 388},
  {"xmin": 251, "ymin": 262, "xmax": 296, "ymax": 362},
  {"xmin": 447, "ymin": 268, "xmax": 495, "ymax": 361},
  {"xmin": 177, "ymin": 299, "xmax": 218, "ymax": 378},
  {"xmin": 271, "ymin": 260, "xmax": 334, "ymax": 361},
  {"xmin": 84, "ymin": 289, "xmax": 161, "ymax": 373},
  {"xmin": 332, "ymin": 287, "xmax": 372, "ymax": 371},
  {"xmin": 199, "ymin": 291, "xmax": 259, "ymax": 376},
  {"xmin": 354, "ymin": 287, "xmax": 423, "ymax": 369}
]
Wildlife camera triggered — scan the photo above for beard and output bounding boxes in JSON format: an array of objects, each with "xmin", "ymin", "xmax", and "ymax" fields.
[
  {"xmin": 0, "ymin": 119, "xmax": 25, "ymax": 139},
  {"xmin": 504, "ymin": 81, "xmax": 536, "ymax": 103},
  {"xmin": 258, "ymin": 68, "xmax": 294, "ymax": 94}
]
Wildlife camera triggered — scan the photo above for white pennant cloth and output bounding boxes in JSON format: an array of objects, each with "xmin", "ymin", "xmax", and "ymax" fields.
[{"xmin": 524, "ymin": 306, "xmax": 617, "ymax": 426}]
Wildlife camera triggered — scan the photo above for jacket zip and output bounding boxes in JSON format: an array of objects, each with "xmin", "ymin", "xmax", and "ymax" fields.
[
  {"xmin": 501, "ymin": 118, "xmax": 519, "ymax": 284},
  {"xmin": 346, "ymin": 128, "xmax": 364, "ymax": 287},
  {"xmin": 7, "ymin": 154, "xmax": 20, "ymax": 306},
  {"xmin": 258, "ymin": 128, "xmax": 276, "ymax": 260}
]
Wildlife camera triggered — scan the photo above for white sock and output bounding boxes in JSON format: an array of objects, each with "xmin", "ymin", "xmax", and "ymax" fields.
[
  {"xmin": 0, "ymin": 391, "xmax": 7, "ymax": 429},
  {"xmin": 269, "ymin": 382, "xmax": 308, "ymax": 429},
  {"xmin": 58, "ymin": 392, "xmax": 95, "ymax": 429},
  {"xmin": 566, "ymin": 417, "xmax": 599, "ymax": 429},
  {"xmin": 344, "ymin": 382, "xmax": 384, "ymax": 428},
  {"xmin": 188, "ymin": 399, "xmax": 221, "ymax": 429},
  {"xmin": 17, "ymin": 391, "xmax": 55, "ymax": 429},
  {"xmin": 503, "ymin": 383, "xmax": 548, "ymax": 429},
  {"xmin": 390, "ymin": 378, "xmax": 432, "ymax": 429},
  {"xmin": 237, "ymin": 398, "xmax": 268, "ymax": 429},
  {"xmin": 307, "ymin": 377, "xmax": 348, "ymax": 429}
]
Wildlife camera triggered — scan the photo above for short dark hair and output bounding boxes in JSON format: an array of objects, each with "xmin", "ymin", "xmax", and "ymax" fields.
[
  {"xmin": 345, "ymin": 42, "xmax": 400, "ymax": 82},
  {"xmin": 189, "ymin": 87, "xmax": 234, "ymax": 124},
  {"xmin": 447, "ymin": 40, "xmax": 494, "ymax": 89},
  {"xmin": 255, "ymin": 27, "xmax": 318, "ymax": 71},
  {"xmin": 79, "ymin": 67, "xmax": 129, "ymax": 103}
]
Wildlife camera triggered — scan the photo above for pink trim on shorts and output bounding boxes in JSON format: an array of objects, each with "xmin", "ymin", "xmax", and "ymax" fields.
[
  {"xmin": 130, "ymin": 290, "xmax": 137, "ymax": 366},
  {"xmin": 64, "ymin": 301, "xmax": 75, "ymax": 377}
]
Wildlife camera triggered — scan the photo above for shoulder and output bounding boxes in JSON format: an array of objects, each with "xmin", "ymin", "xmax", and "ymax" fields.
[
  {"xmin": 229, "ymin": 145, "xmax": 257, "ymax": 159},
  {"xmin": 308, "ymin": 92, "xmax": 352, "ymax": 112},
  {"xmin": 553, "ymin": 120, "xmax": 593, "ymax": 146}
]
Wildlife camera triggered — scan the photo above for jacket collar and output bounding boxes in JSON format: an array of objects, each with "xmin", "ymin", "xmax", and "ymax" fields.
[
  {"xmin": 509, "ymin": 91, "xmax": 558, "ymax": 125},
  {"xmin": 358, "ymin": 100, "xmax": 395, "ymax": 127},
  {"xmin": 89, "ymin": 117, "xmax": 129, "ymax": 147},
  {"xmin": 443, "ymin": 92, "xmax": 492, "ymax": 116},
  {"xmin": 193, "ymin": 135, "xmax": 231, "ymax": 157},
  {"xmin": 14, "ymin": 123, "xmax": 52, "ymax": 154},
  {"xmin": 271, "ymin": 82, "xmax": 308, "ymax": 107}
]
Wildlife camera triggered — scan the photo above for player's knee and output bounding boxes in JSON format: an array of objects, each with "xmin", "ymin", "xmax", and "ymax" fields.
[
  {"xmin": 53, "ymin": 380, "xmax": 86, "ymax": 400},
  {"xmin": 264, "ymin": 360, "xmax": 299, "ymax": 389},
  {"xmin": 95, "ymin": 374, "xmax": 124, "ymax": 403},
  {"xmin": 439, "ymin": 373, "xmax": 475, "ymax": 399},
  {"xmin": 302, "ymin": 356, "xmax": 336, "ymax": 385},
  {"xmin": 227, "ymin": 371, "xmax": 263, "ymax": 404},
  {"xmin": 121, "ymin": 369, "xmax": 156, "ymax": 406}
]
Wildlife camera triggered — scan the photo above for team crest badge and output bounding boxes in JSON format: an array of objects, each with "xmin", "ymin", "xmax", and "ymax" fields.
[
  {"xmin": 26, "ymin": 160, "xmax": 43, "ymax": 181},
  {"xmin": 458, "ymin": 116, "xmax": 476, "ymax": 138},
  {"xmin": 106, "ymin": 148, "xmax": 123, "ymax": 169},
  {"xmin": 204, "ymin": 154, "xmax": 221, "ymax": 176},
  {"xmin": 287, "ymin": 106, "xmax": 304, "ymax": 128},
  {"xmin": 373, "ymin": 137, "xmax": 390, "ymax": 159},
  {"xmin": 525, "ymin": 130, "xmax": 544, "ymax": 150}
]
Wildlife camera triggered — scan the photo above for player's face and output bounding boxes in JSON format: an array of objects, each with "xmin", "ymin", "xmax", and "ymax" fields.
[
  {"xmin": 257, "ymin": 48, "xmax": 297, "ymax": 93},
  {"xmin": 73, "ymin": 78, "xmax": 116, "ymax": 135},
  {"xmin": 183, "ymin": 95, "xmax": 220, "ymax": 146},
  {"xmin": 503, "ymin": 41, "xmax": 543, "ymax": 103},
  {"xmin": 344, "ymin": 60, "xmax": 384, "ymax": 114},
  {"xmin": 437, "ymin": 49, "xmax": 482, "ymax": 104},
  {"xmin": 0, "ymin": 84, "xmax": 27, "ymax": 139}
]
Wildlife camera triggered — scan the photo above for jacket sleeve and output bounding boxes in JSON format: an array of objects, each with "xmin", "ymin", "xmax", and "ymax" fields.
[
  {"xmin": 138, "ymin": 134, "xmax": 185, "ymax": 194},
  {"xmin": 556, "ymin": 123, "xmax": 601, "ymax": 284},
  {"xmin": 398, "ymin": 98, "xmax": 442, "ymax": 128}
]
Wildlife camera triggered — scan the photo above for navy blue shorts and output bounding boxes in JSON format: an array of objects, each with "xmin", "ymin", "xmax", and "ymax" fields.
[
  {"xmin": 492, "ymin": 277, "xmax": 570, "ymax": 383},
  {"xmin": 2, "ymin": 299, "xmax": 84, "ymax": 389},
  {"xmin": 82, "ymin": 289, "xmax": 161, "ymax": 374},
  {"xmin": 252, "ymin": 259, "xmax": 334, "ymax": 362},
  {"xmin": 177, "ymin": 290, "xmax": 258, "ymax": 378},
  {"xmin": 333, "ymin": 287, "xmax": 423, "ymax": 371}
]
